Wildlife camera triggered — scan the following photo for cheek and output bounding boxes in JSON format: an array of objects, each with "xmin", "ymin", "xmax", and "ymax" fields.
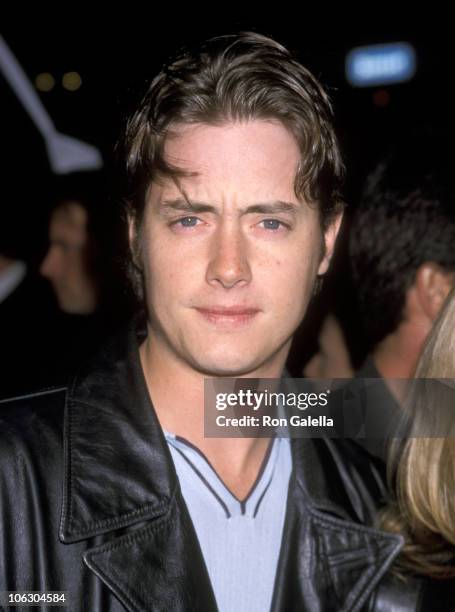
[
  {"xmin": 267, "ymin": 246, "xmax": 319, "ymax": 324},
  {"xmin": 263, "ymin": 246, "xmax": 319, "ymax": 295},
  {"xmin": 143, "ymin": 238, "xmax": 200, "ymax": 304},
  {"xmin": 254, "ymin": 262, "xmax": 315, "ymax": 330},
  {"xmin": 68, "ymin": 256, "xmax": 84, "ymax": 279}
]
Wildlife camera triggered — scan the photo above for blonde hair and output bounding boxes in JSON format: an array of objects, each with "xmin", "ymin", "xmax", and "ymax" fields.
[{"xmin": 380, "ymin": 287, "xmax": 455, "ymax": 578}]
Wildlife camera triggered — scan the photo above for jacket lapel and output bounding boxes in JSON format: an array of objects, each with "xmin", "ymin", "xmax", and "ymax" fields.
[
  {"xmin": 271, "ymin": 436, "xmax": 403, "ymax": 612},
  {"xmin": 83, "ymin": 490, "xmax": 218, "ymax": 612}
]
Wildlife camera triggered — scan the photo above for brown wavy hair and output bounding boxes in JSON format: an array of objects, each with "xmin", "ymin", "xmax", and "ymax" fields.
[{"xmin": 380, "ymin": 287, "xmax": 455, "ymax": 578}]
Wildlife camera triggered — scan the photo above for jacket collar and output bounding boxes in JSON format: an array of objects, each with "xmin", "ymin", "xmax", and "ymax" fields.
[{"xmin": 60, "ymin": 324, "xmax": 178, "ymax": 543}]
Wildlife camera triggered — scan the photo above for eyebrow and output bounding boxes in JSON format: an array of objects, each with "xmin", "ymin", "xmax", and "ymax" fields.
[{"xmin": 159, "ymin": 198, "xmax": 299, "ymax": 216}]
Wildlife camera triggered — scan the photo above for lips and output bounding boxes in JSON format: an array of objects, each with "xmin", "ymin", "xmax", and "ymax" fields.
[{"xmin": 194, "ymin": 305, "xmax": 261, "ymax": 326}]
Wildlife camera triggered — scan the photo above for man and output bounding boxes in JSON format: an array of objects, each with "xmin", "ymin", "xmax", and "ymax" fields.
[
  {"xmin": 38, "ymin": 172, "xmax": 131, "ymax": 386},
  {"xmin": 41, "ymin": 194, "xmax": 98, "ymax": 314},
  {"xmin": 349, "ymin": 132, "xmax": 455, "ymax": 460},
  {"xmin": 0, "ymin": 33, "xmax": 403, "ymax": 611},
  {"xmin": 41, "ymin": 171, "xmax": 130, "ymax": 317},
  {"xmin": 351, "ymin": 132, "xmax": 455, "ymax": 381}
]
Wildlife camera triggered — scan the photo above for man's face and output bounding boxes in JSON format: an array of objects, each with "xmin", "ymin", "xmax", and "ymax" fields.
[
  {"xmin": 40, "ymin": 202, "xmax": 98, "ymax": 314},
  {"xmin": 136, "ymin": 120, "xmax": 341, "ymax": 376}
]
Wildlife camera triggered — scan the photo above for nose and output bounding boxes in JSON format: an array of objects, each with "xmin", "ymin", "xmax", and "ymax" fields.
[
  {"xmin": 40, "ymin": 246, "xmax": 60, "ymax": 281},
  {"xmin": 206, "ymin": 223, "xmax": 252, "ymax": 289}
]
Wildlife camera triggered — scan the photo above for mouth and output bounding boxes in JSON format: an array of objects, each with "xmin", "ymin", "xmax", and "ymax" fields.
[{"xmin": 194, "ymin": 306, "xmax": 261, "ymax": 326}]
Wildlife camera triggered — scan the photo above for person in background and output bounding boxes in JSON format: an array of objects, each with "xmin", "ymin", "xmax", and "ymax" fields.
[
  {"xmin": 40, "ymin": 197, "xmax": 99, "ymax": 315},
  {"xmin": 348, "ymin": 132, "xmax": 455, "ymax": 461},
  {"xmin": 297, "ymin": 271, "xmax": 356, "ymax": 380},
  {"xmin": 288, "ymin": 216, "xmax": 359, "ymax": 380},
  {"xmin": 39, "ymin": 171, "xmax": 132, "ymax": 385},
  {"xmin": 303, "ymin": 313, "xmax": 354, "ymax": 379},
  {"xmin": 371, "ymin": 288, "xmax": 455, "ymax": 610},
  {"xmin": 350, "ymin": 130, "xmax": 455, "ymax": 383}
]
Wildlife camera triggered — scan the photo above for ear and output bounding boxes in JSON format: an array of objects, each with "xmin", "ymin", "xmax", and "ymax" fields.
[
  {"xmin": 414, "ymin": 262, "xmax": 454, "ymax": 321},
  {"xmin": 317, "ymin": 211, "xmax": 344, "ymax": 276}
]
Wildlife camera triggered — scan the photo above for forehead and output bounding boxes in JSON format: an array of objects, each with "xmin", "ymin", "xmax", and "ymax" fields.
[{"xmin": 158, "ymin": 120, "xmax": 301, "ymax": 201}]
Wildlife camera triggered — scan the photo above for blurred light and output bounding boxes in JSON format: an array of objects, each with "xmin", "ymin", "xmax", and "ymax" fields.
[
  {"xmin": 346, "ymin": 42, "xmax": 417, "ymax": 87},
  {"xmin": 373, "ymin": 89, "xmax": 391, "ymax": 107},
  {"xmin": 35, "ymin": 72, "xmax": 55, "ymax": 92},
  {"xmin": 62, "ymin": 71, "xmax": 82, "ymax": 91}
]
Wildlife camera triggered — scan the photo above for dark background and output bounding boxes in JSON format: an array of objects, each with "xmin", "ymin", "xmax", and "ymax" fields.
[{"xmin": 2, "ymin": 17, "xmax": 450, "ymax": 199}]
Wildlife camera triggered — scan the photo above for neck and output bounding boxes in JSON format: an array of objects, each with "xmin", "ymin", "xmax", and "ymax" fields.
[{"xmin": 139, "ymin": 325, "xmax": 288, "ymax": 499}]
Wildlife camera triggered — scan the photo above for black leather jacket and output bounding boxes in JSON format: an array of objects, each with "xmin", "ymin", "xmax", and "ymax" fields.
[{"xmin": 0, "ymin": 327, "xmax": 440, "ymax": 611}]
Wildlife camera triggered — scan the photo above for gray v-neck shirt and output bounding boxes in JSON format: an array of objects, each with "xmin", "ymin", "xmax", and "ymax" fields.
[{"xmin": 165, "ymin": 433, "xmax": 292, "ymax": 612}]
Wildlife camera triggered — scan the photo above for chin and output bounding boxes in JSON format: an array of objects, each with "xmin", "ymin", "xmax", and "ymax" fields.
[
  {"xmin": 195, "ymin": 363, "xmax": 261, "ymax": 377},
  {"xmin": 185, "ymin": 344, "xmax": 275, "ymax": 378}
]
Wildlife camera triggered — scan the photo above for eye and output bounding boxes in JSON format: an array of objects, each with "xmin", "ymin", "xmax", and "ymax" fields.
[
  {"xmin": 178, "ymin": 216, "xmax": 200, "ymax": 227},
  {"xmin": 169, "ymin": 216, "xmax": 205, "ymax": 231},
  {"xmin": 169, "ymin": 215, "xmax": 208, "ymax": 234},
  {"xmin": 260, "ymin": 219, "xmax": 285, "ymax": 230}
]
